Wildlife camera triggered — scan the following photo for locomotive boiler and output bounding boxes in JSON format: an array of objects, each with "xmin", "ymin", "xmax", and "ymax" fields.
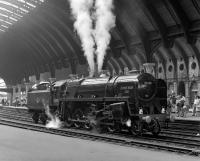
[{"xmin": 27, "ymin": 72, "xmax": 170, "ymax": 135}]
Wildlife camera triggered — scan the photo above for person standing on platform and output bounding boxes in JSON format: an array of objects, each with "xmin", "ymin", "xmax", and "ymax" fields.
[
  {"xmin": 193, "ymin": 96, "xmax": 200, "ymax": 116},
  {"xmin": 180, "ymin": 94, "xmax": 185, "ymax": 117},
  {"xmin": 176, "ymin": 95, "xmax": 181, "ymax": 117},
  {"xmin": 176, "ymin": 94, "xmax": 185, "ymax": 117}
]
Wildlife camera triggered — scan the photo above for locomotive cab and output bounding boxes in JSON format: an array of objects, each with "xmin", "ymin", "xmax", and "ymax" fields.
[{"xmin": 51, "ymin": 80, "xmax": 68, "ymax": 108}]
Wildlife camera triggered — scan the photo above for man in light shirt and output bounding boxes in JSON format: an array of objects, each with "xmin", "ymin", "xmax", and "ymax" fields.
[{"xmin": 193, "ymin": 95, "xmax": 200, "ymax": 116}]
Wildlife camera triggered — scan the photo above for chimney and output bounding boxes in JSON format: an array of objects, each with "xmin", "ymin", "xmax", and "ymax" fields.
[{"xmin": 143, "ymin": 63, "xmax": 155, "ymax": 76}]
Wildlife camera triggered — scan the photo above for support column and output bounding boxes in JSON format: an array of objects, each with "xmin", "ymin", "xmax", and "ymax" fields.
[
  {"xmin": 12, "ymin": 86, "xmax": 16, "ymax": 105},
  {"xmin": 197, "ymin": 81, "xmax": 200, "ymax": 96},
  {"xmin": 17, "ymin": 84, "xmax": 22, "ymax": 101},
  {"xmin": 173, "ymin": 81, "xmax": 178, "ymax": 95},
  {"xmin": 25, "ymin": 83, "xmax": 31, "ymax": 98},
  {"xmin": 185, "ymin": 81, "xmax": 189, "ymax": 105}
]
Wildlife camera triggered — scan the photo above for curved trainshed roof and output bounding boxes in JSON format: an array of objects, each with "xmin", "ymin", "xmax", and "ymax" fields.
[{"xmin": 0, "ymin": 0, "xmax": 200, "ymax": 84}]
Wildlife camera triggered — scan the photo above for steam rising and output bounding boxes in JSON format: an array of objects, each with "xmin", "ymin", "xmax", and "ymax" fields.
[
  {"xmin": 68, "ymin": 0, "xmax": 95, "ymax": 77},
  {"xmin": 42, "ymin": 99, "xmax": 61, "ymax": 129},
  {"xmin": 94, "ymin": 0, "xmax": 115, "ymax": 73},
  {"xmin": 68, "ymin": 0, "xmax": 115, "ymax": 76}
]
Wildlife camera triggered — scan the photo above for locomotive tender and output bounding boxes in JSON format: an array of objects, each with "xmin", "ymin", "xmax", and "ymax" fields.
[{"xmin": 27, "ymin": 71, "xmax": 170, "ymax": 135}]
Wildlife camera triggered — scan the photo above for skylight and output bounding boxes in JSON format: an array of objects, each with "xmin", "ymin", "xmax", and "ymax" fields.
[{"xmin": 0, "ymin": 0, "xmax": 45, "ymax": 32}]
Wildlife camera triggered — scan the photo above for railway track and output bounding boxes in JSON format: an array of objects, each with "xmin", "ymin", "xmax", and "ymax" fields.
[{"xmin": 0, "ymin": 106, "xmax": 200, "ymax": 156}]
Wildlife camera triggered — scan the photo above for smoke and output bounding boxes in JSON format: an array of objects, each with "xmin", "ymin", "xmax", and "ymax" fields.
[
  {"xmin": 68, "ymin": 0, "xmax": 115, "ymax": 76},
  {"xmin": 42, "ymin": 99, "xmax": 61, "ymax": 129},
  {"xmin": 68, "ymin": 0, "xmax": 95, "ymax": 77},
  {"xmin": 94, "ymin": 0, "xmax": 115, "ymax": 73}
]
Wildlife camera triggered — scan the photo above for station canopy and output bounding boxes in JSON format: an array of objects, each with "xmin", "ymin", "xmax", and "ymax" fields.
[
  {"xmin": 0, "ymin": 0, "xmax": 199, "ymax": 85},
  {"xmin": 0, "ymin": 0, "xmax": 45, "ymax": 32}
]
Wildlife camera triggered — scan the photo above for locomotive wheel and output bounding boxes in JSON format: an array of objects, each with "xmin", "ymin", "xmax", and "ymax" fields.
[
  {"xmin": 151, "ymin": 119, "xmax": 161, "ymax": 136},
  {"xmin": 84, "ymin": 121, "xmax": 92, "ymax": 130},
  {"xmin": 32, "ymin": 112, "xmax": 39, "ymax": 124},
  {"xmin": 107, "ymin": 126, "xmax": 115, "ymax": 133},
  {"xmin": 40, "ymin": 113, "xmax": 47, "ymax": 125},
  {"xmin": 129, "ymin": 123, "xmax": 142, "ymax": 136},
  {"xmin": 73, "ymin": 109, "xmax": 84, "ymax": 128}
]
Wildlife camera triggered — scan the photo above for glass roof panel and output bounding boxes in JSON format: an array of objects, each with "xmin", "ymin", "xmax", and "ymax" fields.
[{"xmin": 0, "ymin": 0, "xmax": 45, "ymax": 33}]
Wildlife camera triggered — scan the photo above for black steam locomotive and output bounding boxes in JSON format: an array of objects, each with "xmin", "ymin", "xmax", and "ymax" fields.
[{"xmin": 27, "ymin": 71, "xmax": 170, "ymax": 135}]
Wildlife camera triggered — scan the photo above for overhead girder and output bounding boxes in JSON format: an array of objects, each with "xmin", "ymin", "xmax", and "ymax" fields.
[
  {"xmin": 10, "ymin": 7, "xmax": 67, "ymax": 63},
  {"xmin": 107, "ymin": 60, "xmax": 116, "ymax": 74},
  {"xmin": 109, "ymin": 47, "xmax": 125, "ymax": 72},
  {"xmin": 34, "ymin": 7, "xmax": 84, "ymax": 72},
  {"xmin": 32, "ymin": 11, "xmax": 75, "ymax": 59},
  {"xmin": 23, "ymin": 13, "xmax": 71, "ymax": 68},
  {"xmin": 116, "ymin": 57, "xmax": 125, "ymax": 72},
  {"xmin": 16, "ymin": 28, "xmax": 54, "ymax": 66},
  {"xmin": 114, "ymin": 19, "xmax": 131, "ymax": 53},
  {"xmin": 0, "ymin": 36, "xmax": 29, "ymax": 75},
  {"xmin": 121, "ymin": 51, "xmax": 134, "ymax": 70},
  {"xmin": 3, "ymin": 32, "xmax": 47, "ymax": 82},
  {"xmin": 5, "ymin": 0, "xmax": 83, "ymax": 76},
  {"xmin": 41, "ymin": 2, "xmax": 86, "ymax": 64},
  {"xmin": 10, "ymin": 31, "xmax": 49, "ymax": 72},
  {"xmin": 109, "ymin": 57, "xmax": 122, "ymax": 74},
  {"xmin": 154, "ymin": 51, "xmax": 166, "ymax": 76},
  {"xmin": 138, "ymin": 0, "xmax": 173, "ymax": 48},
  {"xmin": 10, "ymin": 32, "xmax": 49, "ymax": 74},
  {"xmin": 159, "ymin": 47, "xmax": 177, "ymax": 79},
  {"xmin": 190, "ymin": 40, "xmax": 200, "ymax": 68},
  {"xmin": 0, "ymin": 3, "xmax": 26, "ymax": 15},
  {"xmin": 0, "ymin": 15, "xmax": 15, "ymax": 24},
  {"xmin": 106, "ymin": 61, "xmax": 113, "ymax": 73},
  {"xmin": 121, "ymin": 0, "xmax": 153, "ymax": 62},
  {"xmin": 174, "ymin": 40, "xmax": 189, "ymax": 74},
  {"xmin": 112, "ymin": 22, "xmax": 139, "ymax": 70},
  {"xmin": 109, "ymin": 28, "xmax": 133, "ymax": 71},
  {"xmin": 115, "ymin": 18, "xmax": 147, "ymax": 67},
  {"xmin": 165, "ymin": 0, "xmax": 191, "ymax": 43},
  {"xmin": 111, "ymin": 24, "xmax": 136, "ymax": 70},
  {"xmin": 129, "ymin": 54, "xmax": 141, "ymax": 68},
  {"xmin": 0, "ymin": 9, "xmax": 21, "ymax": 20},
  {"xmin": 7, "ymin": 32, "xmax": 46, "ymax": 75},
  {"xmin": 192, "ymin": 0, "xmax": 200, "ymax": 15},
  {"xmin": 119, "ymin": 57, "xmax": 129, "ymax": 69},
  {"xmin": 116, "ymin": 0, "xmax": 152, "ymax": 62}
]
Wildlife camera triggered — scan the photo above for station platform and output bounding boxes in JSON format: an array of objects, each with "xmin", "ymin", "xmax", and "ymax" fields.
[
  {"xmin": 0, "ymin": 124, "xmax": 198, "ymax": 161},
  {"xmin": 1, "ymin": 105, "xmax": 28, "ymax": 110},
  {"xmin": 172, "ymin": 112, "xmax": 200, "ymax": 122}
]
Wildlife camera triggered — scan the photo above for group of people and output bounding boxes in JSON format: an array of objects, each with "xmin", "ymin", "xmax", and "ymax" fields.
[
  {"xmin": 167, "ymin": 93, "xmax": 187, "ymax": 117},
  {"xmin": 1, "ymin": 98, "xmax": 9, "ymax": 106},
  {"xmin": 13, "ymin": 97, "xmax": 27, "ymax": 107},
  {"xmin": 167, "ymin": 93, "xmax": 200, "ymax": 117}
]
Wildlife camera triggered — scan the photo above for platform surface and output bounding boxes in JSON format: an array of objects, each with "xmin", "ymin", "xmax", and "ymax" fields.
[
  {"xmin": 173, "ymin": 112, "xmax": 200, "ymax": 121},
  {"xmin": 0, "ymin": 124, "xmax": 199, "ymax": 161},
  {"xmin": 0, "ymin": 105, "xmax": 28, "ymax": 110}
]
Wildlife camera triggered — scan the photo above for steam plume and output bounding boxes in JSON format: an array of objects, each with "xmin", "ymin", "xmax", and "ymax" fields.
[
  {"xmin": 68, "ymin": 0, "xmax": 95, "ymax": 77},
  {"xmin": 42, "ymin": 99, "xmax": 61, "ymax": 129},
  {"xmin": 94, "ymin": 0, "xmax": 115, "ymax": 72}
]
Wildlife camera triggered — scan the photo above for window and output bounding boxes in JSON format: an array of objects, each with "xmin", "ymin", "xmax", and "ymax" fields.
[{"xmin": 168, "ymin": 65, "xmax": 173, "ymax": 72}]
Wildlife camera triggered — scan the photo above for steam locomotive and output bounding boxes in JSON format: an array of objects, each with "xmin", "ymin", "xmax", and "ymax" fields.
[{"xmin": 27, "ymin": 71, "xmax": 170, "ymax": 135}]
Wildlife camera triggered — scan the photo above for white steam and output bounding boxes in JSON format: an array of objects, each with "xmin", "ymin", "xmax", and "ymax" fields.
[
  {"xmin": 94, "ymin": 0, "xmax": 115, "ymax": 73},
  {"xmin": 68, "ymin": 0, "xmax": 95, "ymax": 77},
  {"xmin": 68, "ymin": 0, "xmax": 115, "ymax": 76},
  {"xmin": 42, "ymin": 99, "xmax": 61, "ymax": 129}
]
